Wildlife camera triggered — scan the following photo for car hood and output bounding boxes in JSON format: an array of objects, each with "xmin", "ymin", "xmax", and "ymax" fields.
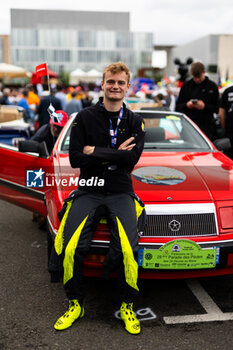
[
  {"xmin": 56, "ymin": 151, "xmax": 233, "ymax": 203},
  {"xmin": 132, "ymin": 151, "xmax": 233, "ymax": 202}
]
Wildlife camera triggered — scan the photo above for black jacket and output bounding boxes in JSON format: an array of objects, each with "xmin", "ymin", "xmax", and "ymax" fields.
[
  {"xmin": 69, "ymin": 98, "xmax": 145, "ymax": 194},
  {"xmin": 31, "ymin": 123, "xmax": 55, "ymax": 155},
  {"xmin": 37, "ymin": 95, "xmax": 62, "ymax": 127},
  {"xmin": 176, "ymin": 77, "xmax": 219, "ymax": 139},
  {"xmin": 219, "ymin": 85, "xmax": 233, "ymax": 134}
]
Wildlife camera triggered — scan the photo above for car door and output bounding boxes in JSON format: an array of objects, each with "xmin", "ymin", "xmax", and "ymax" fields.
[{"xmin": 0, "ymin": 142, "xmax": 51, "ymax": 215}]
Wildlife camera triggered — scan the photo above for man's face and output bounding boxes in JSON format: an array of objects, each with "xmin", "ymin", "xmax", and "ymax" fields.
[
  {"xmin": 193, "ymin": 72, "xmax": 205, "ymax": 84},
  {"xmin": 101, "ymin": 71, "xmax": 130, "ymax": 102},
  {"xmin": 50, "ymin": 124, "xmax": 63, "ymax": 138}
]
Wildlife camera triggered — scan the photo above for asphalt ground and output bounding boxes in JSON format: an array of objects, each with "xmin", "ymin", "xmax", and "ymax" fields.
[{"xmin": 1, "ymin": 199, "xmax": 233, "ymax": 350}]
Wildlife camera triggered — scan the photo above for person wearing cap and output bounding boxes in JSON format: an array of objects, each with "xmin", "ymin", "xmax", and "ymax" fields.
[
  {"xmin": 31, "ymin": 110, "xmax": 68, "ymax": 154},
  {"xmin": 30, "ymin": 109, "xmax": 68, "ymax": 228},
  {"xmin": 52, "ymin": 61, "xmax": 146, "ymax": 335}
]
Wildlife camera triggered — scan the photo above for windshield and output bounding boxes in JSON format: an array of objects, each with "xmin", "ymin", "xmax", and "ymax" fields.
[
  {"xmin": 60, "ymin": 112, "xmax": 211, "ymax": 152},
  {"xmin": 140, "ymin": 112, "xmax": 211, "ymax": 150}
]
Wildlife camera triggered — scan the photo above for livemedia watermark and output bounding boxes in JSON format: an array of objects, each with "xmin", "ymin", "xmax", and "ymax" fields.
[{"xmin": 26, "ymin": 167, "xmax": 104, "ymax": 189}]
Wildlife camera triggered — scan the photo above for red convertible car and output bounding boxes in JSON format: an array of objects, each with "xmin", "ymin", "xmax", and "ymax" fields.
[{"xmin": 0, "ymin": 110, "xmax": 233, "ymax": 280}]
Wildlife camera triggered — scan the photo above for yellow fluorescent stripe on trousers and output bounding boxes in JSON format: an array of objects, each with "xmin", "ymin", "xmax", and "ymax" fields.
[
  {"xmin": 54, "ymin": 200, "xmax": 73, "ymax": 255},
  {"xmin": 63, "ymin": 215, "xmax": 89, "ymax": 285},
  {"xmin": 116, "ymin": 217, "xmax": 139, "ymax": 292},
  {"xmin": 134, "ymin": 198, "xmax": 144, "ymax": 221}
]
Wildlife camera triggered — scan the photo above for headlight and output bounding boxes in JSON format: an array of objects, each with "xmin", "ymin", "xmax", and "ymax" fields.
[{"xmin": 219, "ymin": 207, "xmax": 233, "ymax": 229}]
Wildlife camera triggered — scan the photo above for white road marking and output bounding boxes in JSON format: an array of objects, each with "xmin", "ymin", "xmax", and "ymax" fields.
[
  {"xmin": 135, "ymin": 307, "xmax": 157, "ymax": 321},
  {"xmin": 115, "ymin": 307, "xmax": 157, "ymax": 321},
  {"xmin": 164, "ymin": 279, "xmax": 233, "ymax": 324},
  {"xmin": 186, "ymin": 279, "xmax": 222, "ymax": 314},
  {"xmin": 164, "ymin": 312, "xmax": 233, "ymax": 324}
]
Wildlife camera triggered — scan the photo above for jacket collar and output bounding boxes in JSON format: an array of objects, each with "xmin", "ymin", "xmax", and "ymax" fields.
[{"xmin": 96, "ymin": 97, "xmax": 127, "ymax": 112}]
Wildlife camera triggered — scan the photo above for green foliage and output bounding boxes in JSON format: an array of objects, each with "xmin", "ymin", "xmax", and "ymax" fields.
[
  {"xmin": 153, "ymin": 72, "xmax": 163, "ymax": 84},
  {"xmin": 58, "ymin": 72, "xmax": 70, "ymax": 86}
]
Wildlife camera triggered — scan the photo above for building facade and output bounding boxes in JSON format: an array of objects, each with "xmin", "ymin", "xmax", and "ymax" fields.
[
  {"xmin": 0, "ymin": 35, "xmax": 11, "ymax": 63},
  {"xmin": 166, "ymin": 34, "xmax": 233, "ymax": 82},
  {"xmin": 10, "ymin": 9, "xmax": 153, "ymax": 75}
]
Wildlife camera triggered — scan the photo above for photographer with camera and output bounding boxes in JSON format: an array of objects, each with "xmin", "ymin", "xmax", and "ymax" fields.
[{"xmin": 176, "ymin": 61, "xmax": 219, "ymax": 140}]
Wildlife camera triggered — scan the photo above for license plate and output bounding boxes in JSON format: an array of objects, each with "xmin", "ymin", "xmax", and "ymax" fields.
[{"xmin": 140, "ymin": 239, "xmax": 217, "ymax": 270}]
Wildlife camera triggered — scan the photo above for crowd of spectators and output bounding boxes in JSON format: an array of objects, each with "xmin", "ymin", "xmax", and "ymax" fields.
[
  {"xmin": 0, "ymin": 66, "xmax": 233, "ymax": 157},
  {"xmin": 0, "ymin": 83, "xmax": 97, "ymax": 131}
]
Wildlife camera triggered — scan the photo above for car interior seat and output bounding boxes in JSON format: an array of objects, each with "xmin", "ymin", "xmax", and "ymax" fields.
[{"xmin": 145, "ymin": 127, "xmax": 165, "ymax": 142}]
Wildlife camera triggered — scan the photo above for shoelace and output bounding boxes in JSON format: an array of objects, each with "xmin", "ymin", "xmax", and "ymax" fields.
[
  {"xmin": 126, "ymin": 303, "xmax": 133, "ymax": 311},
  {"xmin": 69, "ymin": 301, "xmax": 75, "ymax": 308},
  {"xmin": 62, "ymin": 301, "xmax": 78, "ymax": 316}
]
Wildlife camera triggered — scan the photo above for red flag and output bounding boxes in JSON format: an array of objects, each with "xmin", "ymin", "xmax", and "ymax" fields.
[{"xmin": 36, "ymin": 63, "xmax": 48, "ymax": 78}]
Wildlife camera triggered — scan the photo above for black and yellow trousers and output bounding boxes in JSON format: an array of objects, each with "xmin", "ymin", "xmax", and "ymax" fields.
[{"xmin": 54, "ymin": 192, "xmax": 145, "ymax": 304}]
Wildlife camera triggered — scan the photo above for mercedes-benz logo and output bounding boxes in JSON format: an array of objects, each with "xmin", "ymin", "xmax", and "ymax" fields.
[{"xmin": 168, "ymin": 219, "xmax": 181, "ymax": 232}]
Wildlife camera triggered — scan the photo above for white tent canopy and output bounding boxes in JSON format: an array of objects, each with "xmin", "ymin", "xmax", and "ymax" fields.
[
  {"xmin": 0, "ymin": 63, "xmax": 28, "ymax": 78},
  {"xmin": 69, "ymin": 68, "xmax": 86, "ymax": 85},
  {"xmin": 69, "ymin": 68, "xmax": 102, "ymax": 85},
  {"xmin": 86, "ymin": 69, "xmax": 102, "ymax": 79},
  {"xmin": 70, "ymin": 68, "xmax": 86, "ymax": 77}
]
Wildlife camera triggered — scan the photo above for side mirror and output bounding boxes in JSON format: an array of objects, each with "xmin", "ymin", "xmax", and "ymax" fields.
[
  {"xmin": 18, "ymin": 140, "xmax": 49, "ymax": 158},
  {"xmin": 213, "ymin": 137, "xmax": 231, "ymax": 152}
]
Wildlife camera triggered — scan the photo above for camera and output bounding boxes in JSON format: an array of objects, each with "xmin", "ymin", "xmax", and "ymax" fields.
[{"xmin": 191, "ymin": 99, "xmax": 198, "ymax": 104}]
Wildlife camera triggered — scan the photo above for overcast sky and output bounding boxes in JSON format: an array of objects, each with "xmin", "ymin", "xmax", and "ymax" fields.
[{"xmin": 1, "ymin": 0, "xmax": 233, "ymax": 46}]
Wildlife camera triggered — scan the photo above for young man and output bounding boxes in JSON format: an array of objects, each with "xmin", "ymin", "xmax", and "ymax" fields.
[
  {"xmin": 176, "ymin": 61, "xmax": 219, "ymax": 140},
  {"xmin": 53, "ymin": 62, "xmax": 145, "ymax": 334}
]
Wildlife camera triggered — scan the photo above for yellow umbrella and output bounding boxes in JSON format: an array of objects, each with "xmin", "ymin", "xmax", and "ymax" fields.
[{"xmin": 0, "ymin": 63, "xmax": 28, "ymax": 78}]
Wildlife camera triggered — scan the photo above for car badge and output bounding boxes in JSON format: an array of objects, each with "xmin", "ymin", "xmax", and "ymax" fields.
[{"xmin": 168, "ymin": 219, "xmax": 181, "ymax": 232}]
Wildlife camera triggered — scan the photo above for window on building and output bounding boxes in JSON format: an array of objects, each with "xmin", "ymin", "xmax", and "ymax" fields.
[
  {"xmin": 207, "ymin": 65, "xmax": 218, "ymax": 74},
  {"xmin": 12, "ymin": 29, "xmax": 38, "ymax": 46},
  {"xmin": 116, "ymin": 32, "xmax": 132, "ymax": 48},
  {"xmin": 96, "ymin": 31, "xmax": 115, "ymax": 49},
  {"xmin": 152, "ymin": 51, "xmax": 167, "ymax": 68},
  {"xmin": 78, "ymin": 31, "xmax": 97, "ymax": 48},
  {"xmin": 133, "ymin": 33, "xmax": 153, "ymax": 50}
]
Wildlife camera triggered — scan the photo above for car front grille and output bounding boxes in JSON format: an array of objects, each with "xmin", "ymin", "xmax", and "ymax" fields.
[{"xmin": 143, "ymin": 204, "xmax": 218, "ymax": 237}]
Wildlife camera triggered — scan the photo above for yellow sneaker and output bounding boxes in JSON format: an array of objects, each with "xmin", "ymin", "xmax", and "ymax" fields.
[
  {"xmin": 54, "ymin": 300, "xmax": 84, "ymax": 331},
  {"xmin": 120, "ymin": 302, "xmax": 141, "ymax": 335}
]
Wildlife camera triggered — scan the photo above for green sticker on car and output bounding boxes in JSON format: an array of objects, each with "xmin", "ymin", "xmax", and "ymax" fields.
[{"xmin": 142, "ymin": 239, "xmax": 217, "ymax": 270}]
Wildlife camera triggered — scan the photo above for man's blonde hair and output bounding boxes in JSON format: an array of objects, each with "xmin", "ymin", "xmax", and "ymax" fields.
[{"xmin": 103, "ymin": 61, "xmax": 130, "ymax": 83}]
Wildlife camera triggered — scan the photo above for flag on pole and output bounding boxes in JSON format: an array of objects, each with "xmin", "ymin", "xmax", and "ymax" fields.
[{"xmin": 36, "ymin": 63, "xmax": 48, "ymax": 78}]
